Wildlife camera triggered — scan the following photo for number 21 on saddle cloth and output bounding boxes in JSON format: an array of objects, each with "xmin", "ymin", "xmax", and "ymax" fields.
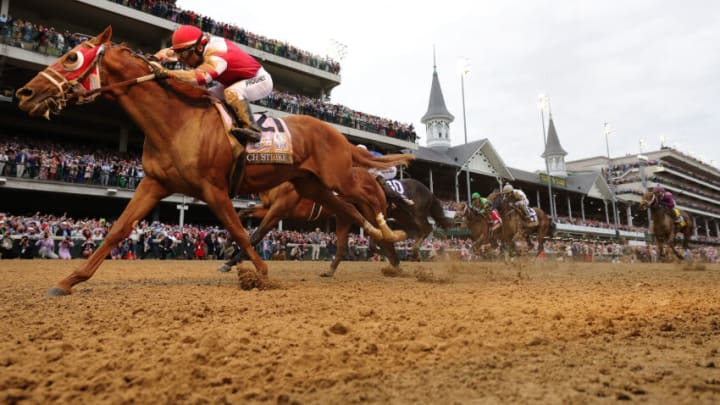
[{"xmin": 213, "ymin": 102, "xmax": 293, "ymax": 165}]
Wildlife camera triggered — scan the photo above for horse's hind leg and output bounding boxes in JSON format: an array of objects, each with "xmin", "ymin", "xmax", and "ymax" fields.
[
  {"xmin": 48, "ymin": 178, "xmax": 169, "ymax": 296},
  {"xmin": 204, "ymin": 187, "xmax": 267, "ymax": 276},
  {"xmin": 320, "ymin": 218, "xmax": 351, "ymax": 277},
  {"xmin": 291, "ymin": 176, "xmax": 385, "ymax": 241}
]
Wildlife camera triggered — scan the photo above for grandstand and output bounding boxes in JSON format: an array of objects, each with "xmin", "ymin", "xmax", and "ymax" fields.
[{"xmin": 1, "ymin": 0, "xmax": 719, "ymax": 247}]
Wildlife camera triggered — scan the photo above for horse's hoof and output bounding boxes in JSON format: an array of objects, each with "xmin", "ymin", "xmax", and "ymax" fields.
[
  {"xmin": 319, "ymin": 271, "xmax": 335, "ymax": 278},
  {"xmin": 46, "ymin": 287, "xmax": 70, "ymax": 297},
  {"xmin": 217, "ymin": 264, "xmax": 233, "ymax": 273}
]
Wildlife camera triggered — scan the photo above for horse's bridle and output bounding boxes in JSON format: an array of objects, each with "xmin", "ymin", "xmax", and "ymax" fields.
[
  {"xmin": 641, "ymin": 192, "xmax": 657, "ymax": 209},
  {"xmin": 35, "ymin": 42, "xmax": 156, "ymax": 116},
  {"xmin": 36, "ymin": 43, "xmax": 106, "ymax": 116}
]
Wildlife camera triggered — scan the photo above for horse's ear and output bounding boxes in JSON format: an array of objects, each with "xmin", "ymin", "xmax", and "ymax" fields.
[{"xmin": 91, "ymin": 26, "xmax": 113, "ymax": 46}]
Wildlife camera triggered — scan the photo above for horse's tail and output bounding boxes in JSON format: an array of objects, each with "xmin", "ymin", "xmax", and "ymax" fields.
[
  {"xmin": 430, "ymin": 196, "xmax": 453, "ymax": 229},
  {"xmin": 352, "ymin": 147, "xmax": 415, "ymax": 170}
]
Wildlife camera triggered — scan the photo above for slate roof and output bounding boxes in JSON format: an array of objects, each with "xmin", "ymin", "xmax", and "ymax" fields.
[
  {"xmin": 541, "ymin": 115, "xmax": 568, "ymax": 157},
  {"xmin": 420, "ymin": 67, "xmax": 454, "ymax": 123}
]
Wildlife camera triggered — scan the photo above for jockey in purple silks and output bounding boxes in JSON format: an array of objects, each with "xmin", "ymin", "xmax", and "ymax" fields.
[{"xmin": 654, "ymin": 185, "xmax": 685, "ymax": 226}]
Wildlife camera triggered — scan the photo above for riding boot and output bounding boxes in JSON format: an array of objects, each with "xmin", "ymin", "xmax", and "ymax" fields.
[{"xmin": 227, "ymin": 94, "xmax": 262, "ymax": 143}]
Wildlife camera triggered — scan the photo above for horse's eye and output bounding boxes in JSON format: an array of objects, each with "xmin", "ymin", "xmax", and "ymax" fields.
[{"xmin": 63, "ymin": 51, "xmax": 84, "ymax": 71}]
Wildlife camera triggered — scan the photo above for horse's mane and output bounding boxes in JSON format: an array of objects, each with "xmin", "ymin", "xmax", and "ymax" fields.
[{"xmin": 115, "ymin": 46, "xmax": 213, "ymax": 107}]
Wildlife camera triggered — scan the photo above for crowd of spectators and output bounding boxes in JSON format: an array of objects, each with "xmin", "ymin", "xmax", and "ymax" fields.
[
  {"xmin": 0, "ymin": 14, "xmax": 90, "ymax": 56},
  {"xmin": 257, "ymin": 90, "xmax": 417, "ymax": 142},
  {"xmin": 3, "ymin": 210, "xmax": 718, "ymax": 263},
  {"xmin": 0, "ymin": 135, "xmax": 146, "ymax": 190},
  {"xmin": 105, "ymin": 0, "xmax": 341, "ymax": 74}
]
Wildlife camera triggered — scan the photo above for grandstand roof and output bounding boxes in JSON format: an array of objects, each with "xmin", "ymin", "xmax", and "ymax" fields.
[{"xmin": 413, "ymin": 139, "xmax": 514, "ymax": 179}]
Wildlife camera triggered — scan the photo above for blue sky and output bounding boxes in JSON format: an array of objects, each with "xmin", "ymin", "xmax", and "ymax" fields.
[{"xmin": 178, "ymin": 0, "xmax": 720, "ymax": 171}]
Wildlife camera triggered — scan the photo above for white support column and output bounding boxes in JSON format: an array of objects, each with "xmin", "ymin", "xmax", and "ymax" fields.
[
  {"xmin": 429, "ymin": 169, "xmax": 434, "ymax": 193},
  {"xmin": 567, "ymin": 196, "xmax": 572, "ymax": 219},
  {"xmin": 705, "ymin": 218, "xmax": 710, "ymax": 238},
  {"xmin": 626, "ymin": 205, "xmax": 633, "ymax": 226},
  {"xmin": 604, "ymin": 200, "xmax": 609, "ymax": 224},
  {"xmin": 176, "ymin": 196, "xmax": 189, "ymax": 228},
  {"xmin": 581, "ymin": 196, "xmax": 586, "ymax": 221}
]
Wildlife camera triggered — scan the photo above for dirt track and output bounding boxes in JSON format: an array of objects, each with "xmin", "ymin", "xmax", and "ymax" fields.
[{"xmin": 1, "ymin": 259, "xmax": 719, "ymax": 404}]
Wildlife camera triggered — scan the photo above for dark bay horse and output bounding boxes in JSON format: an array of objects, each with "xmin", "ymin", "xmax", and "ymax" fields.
[
  {"xmin": 15, "ymin": 27, "xmax": 413, "ymax": 295},
  {"xmin": 639, "ymin": 191, "xmax": 693, "ymax": 260},
  {"xmin": 488, "ymin": 190, "xmax": 555, "ymax": 256},
  {"xmin": 220, "ymin": 176, "xmax": 452, "ymax": 275},
  {"xmin": 383, "ymin": 178, "xmax": 453, "ymax": 261}
]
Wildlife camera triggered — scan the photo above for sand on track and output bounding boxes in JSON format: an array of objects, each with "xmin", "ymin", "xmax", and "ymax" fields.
[{"xmin": 1, "ymin": 259, "xmax": 719, "ymax": 404}]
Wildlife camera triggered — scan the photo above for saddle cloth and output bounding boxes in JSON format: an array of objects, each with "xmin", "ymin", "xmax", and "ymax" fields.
[
  {"xmin": 245, "ymin": 113, "xmax": 294, "ymax": 165},
  {"xmin": 213, "ymin": 101, "xmax": 293, "ymax": 165}
]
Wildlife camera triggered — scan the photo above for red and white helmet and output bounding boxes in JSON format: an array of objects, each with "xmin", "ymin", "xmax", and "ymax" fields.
[{"xmin": 171, "ymin": 25, "xmax": 204, "ymax": 50}]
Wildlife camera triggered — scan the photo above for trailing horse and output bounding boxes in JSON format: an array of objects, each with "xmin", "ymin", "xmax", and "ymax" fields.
[
  {"xmin": 220, "ymin": 167, "xmax": 401, "ymax": 276},
  {"xmin": 383, "ymin": 178, "xmax": 453, "ymax": 261},
  {"xmin": 15, "ymin": 27, "xmax": 413, "ymax": 295},
  {"xmin": 220, "ymin": 176, "xmax": 452, "ymax": 275},
  {"xmin": 488, "ymin": 189, "xmax": 555, "ymax": 256},
  {"xmin": 639, "ymin": 191, "xmax": 693, "ymax": 260},
  {"xmin": 453, "ymin": 202, "xmax": 497, "ymax": 256}
]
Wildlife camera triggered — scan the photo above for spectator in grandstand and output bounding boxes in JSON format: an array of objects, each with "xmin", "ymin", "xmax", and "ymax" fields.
[
  {"xmin": 0, "ymin": 148, "xmax": 8, "ymax": 176},
  {"xmin": 18, "ymin": 236, "xmax": 33, "ymax": 259},
  {"xmin": 0, "ymin": 233, "xmax": 16, "ymax": 259},
  {"xmin": 35, "ymin": 232, "xmax": 58, "ymax": 259},
  {"xmin": 55, "ymin": 221, "xmax": 72, "ymax": 238},
  {"xmin": 501, "ymin": 183, "xmax": 535, "ymax": 222},
  {"xmin": 80, "ymin": 234, "xmax": 96, "ymax": 258},
  {"xmin": 57, "ymin": 236, "xmax": 74, "ymax": 259},
  {"xmin": 653, "ymin": 185, "xmax": 685, "ymax": 226},
  {"xmin": 153, "ymin": 25, "xmax": 273, "ymax": 142},
  {"xmin": 15, "ymin": 147, "xmax": 28, "ymax": 178}
]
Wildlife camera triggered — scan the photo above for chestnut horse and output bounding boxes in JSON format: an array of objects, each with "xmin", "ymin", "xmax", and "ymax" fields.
[
  {"xmin": 639, "ymin": 191, "xmax": 693, "ymax": 260},
  {"xmin": 220, "ymin": 176, "xmax": 452, "ymax": 275},
  {"xmin": 488, "ymin": 190, "xmax": 555, "ymax": 256},
  {"xmin": 15, "ymin": 27, "xmax": 413, "ymax": 295},
  {"xmin": 453, "ymin": 202, "xmax": 494, "ymax": 251},
  {"xmin": 220, "ymin": 167, "xmax": 402, "ymax": 276}
]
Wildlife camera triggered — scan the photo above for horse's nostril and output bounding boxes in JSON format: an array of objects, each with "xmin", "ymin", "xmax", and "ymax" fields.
[{"xmin": 16, "ymin": 87, "xmax": 33, "ymax": 99}]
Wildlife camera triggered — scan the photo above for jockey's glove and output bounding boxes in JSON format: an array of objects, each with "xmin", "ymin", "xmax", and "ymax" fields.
[{"xmin": 149, "ymin": 62, "xmax": 171, "ymax": 80}]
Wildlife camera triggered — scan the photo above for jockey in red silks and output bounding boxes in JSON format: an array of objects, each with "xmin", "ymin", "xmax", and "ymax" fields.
[
  {"xmin": 654, "ymin": 185, "xmax": 685, "ymax": 226},
  {"xmin": 152, "ymin": 25, "xmax": 273, "ymax": 142}
]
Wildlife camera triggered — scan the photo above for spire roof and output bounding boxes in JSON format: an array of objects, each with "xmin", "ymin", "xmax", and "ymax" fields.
[
  {"xmin": 421, "ymin": 65, "xmax": 454, "ymax": 124},
  {"xmin": 542, "ymin": 115, "xmax": 567, "ymax": 157}
]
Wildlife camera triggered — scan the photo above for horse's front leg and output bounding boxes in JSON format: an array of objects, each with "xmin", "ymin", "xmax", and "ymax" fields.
[
  {"xmin": 203, "ymin": 187, "xmax": 267, "ymax": 276},
  {"xmin": 219, "ymin": 206, "xmax": 276, "ymax": 272},
  {"xmin": 48, "ymin": 177, "xmax": 169, "ymax": 296}
]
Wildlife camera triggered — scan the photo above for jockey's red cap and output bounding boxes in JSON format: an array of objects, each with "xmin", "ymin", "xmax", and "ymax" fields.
[{"xmin": 172, "ymin": 25, "xmax": 203, "ymax": 50}]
